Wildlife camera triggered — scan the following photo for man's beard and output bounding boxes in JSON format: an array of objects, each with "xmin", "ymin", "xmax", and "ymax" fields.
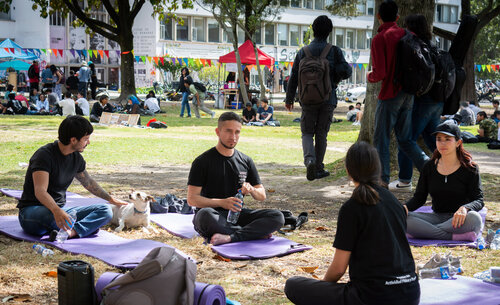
[{"xmin": 220, "ymin": 141, "xmax": 235, "ymax": 149}]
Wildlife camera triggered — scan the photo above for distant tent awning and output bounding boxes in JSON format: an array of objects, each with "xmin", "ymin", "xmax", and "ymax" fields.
[
  {"xmin": 0, "ymin": 39, "xmax": 38, "ymax": 60},
  {"xmin": 219, "ymin": 40, "xmax": 275, "ymax": 66},
  {"xmin": 0, "ymin": 60, "xmax": 30, "ymax": 71}
]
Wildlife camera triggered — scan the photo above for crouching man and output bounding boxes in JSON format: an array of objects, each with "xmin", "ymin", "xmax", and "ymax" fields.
[
  {"xmin": 187, "ymin": 112, "xmax": 284, "ymax": 245},
  {"xmin": 17, "ymin": 115, "xmax": 128, "ymax": 240}
]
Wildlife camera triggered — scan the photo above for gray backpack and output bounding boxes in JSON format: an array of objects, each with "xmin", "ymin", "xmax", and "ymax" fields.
[
  {"xmin": 101, "ymin": 247, "xmax": 196, "ymax": 305},
  {"xmin": 298, "ymin": 44, "xmax": 333, "ymax": 106}
]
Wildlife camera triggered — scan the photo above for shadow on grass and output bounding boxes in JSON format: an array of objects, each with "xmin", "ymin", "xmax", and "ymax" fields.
[{"xmin": 0, "ymin": 170, "xmax": 25, "ymax": 190}]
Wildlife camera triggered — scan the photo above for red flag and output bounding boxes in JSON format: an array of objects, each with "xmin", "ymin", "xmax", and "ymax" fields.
[
  {"xmin": 9, "ymin": 48, "xmax": 15, "ymax": 54},
  {"xmin": 104, "ymin": 50, "xmax": 109, "ymax": 58},
  {"xmin": 207, "ymin": 59, "xmax": 212, "ymax": 67},
  {"xmin": 59, "ymin": 49, "xmax": 63, "ymax": 57},
  {"xmin": 4, "ymin": 48, "xmax": 9, "ymax": 53}
]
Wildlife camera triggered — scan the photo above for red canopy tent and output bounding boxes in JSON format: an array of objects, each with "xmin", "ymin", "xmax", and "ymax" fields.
[{"xmin": 219, "ymin": 40, "xmax": 275, "ymax": 66}]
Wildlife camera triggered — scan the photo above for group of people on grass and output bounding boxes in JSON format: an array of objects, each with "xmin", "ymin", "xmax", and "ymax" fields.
[
  {"xmin": 241, "ymin": 97, "xmax": 279, "ymax": 126},
  {"xmin": 13, "ymin": 2, "xmax": 492, "ymax": 305}
]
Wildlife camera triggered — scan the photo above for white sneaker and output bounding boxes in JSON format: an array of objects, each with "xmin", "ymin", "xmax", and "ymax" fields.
[{"xmin": 388, "ymin": 180, "xmax": 412, "ymax": 192}]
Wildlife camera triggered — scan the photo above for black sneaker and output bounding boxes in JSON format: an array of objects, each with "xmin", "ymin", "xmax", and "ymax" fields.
[
  {"xmin": 306, "ymin": 160, "xmax": 316, "ymax": 181},
  {"xmin": 316, "ymin": 169, "xmax": 330, "ymax": 179}
]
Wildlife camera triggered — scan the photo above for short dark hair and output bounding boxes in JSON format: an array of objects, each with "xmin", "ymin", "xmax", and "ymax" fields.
[
  {"xmin": 345, "ymin": 141, "xmax": 381, "ymax": 206},
  {"xmin": 99, "ymin": 95, "xmax": 108, "ymax": 102},
  {"xmin": 65, "ymin": 91, "xmax": 72, "ymax": 98},
  {"xmin": 58, "ymin": 115, "xmax": 93, "ymax": 145},
  {"xmin": 312, "ymin": 15, "xmax": 333, "ymax": 40},
  {"xmin": 494, "ymin": 110, "xmax": 500, "ymax": 117},
  {"xmin": 218, "ymin": 111, "xmax": 242, "ymax": 127},
  {"xmin": 181, "ymin": 67, "xmax": 190, "ymax": 75},
  {"xmin": 348, "ymin": 105, "xmax": 354, "ymax": 110},
  {"xmin": 493, "ymin": 100, "xmax": 499, "ymax": 105},
  {"xmin": 8, "ymin": 93, "xmax": 15, "ymax": 100},
  {"xmin": 7, "ymin": 84, "xmax": 14, "ymax": 91},
  {"xmin": 70, "ymin": 70, "xmax": 75, "ymax": 75},
  {"xmin": 356, "ymin": 102, "xmax": 361, "ymax": 106},
  {"xmin": 260, "ymin": 97, "xmax": 269, "ymax": 104},
  {"xmin": 379, "ymin": 0, "xmax": 398, "ymax": 22},
  {"xmin": 477, "ymin": 111, "xmax": 486, "ymax": 118}
]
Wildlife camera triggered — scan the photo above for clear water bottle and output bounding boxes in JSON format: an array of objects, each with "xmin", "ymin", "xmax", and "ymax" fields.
[
  {"xmin": 490, "ymin": 229, "xmax": 500, "ymax": 250},
  {"xmin": 419, "ymin": 265, "xmax": 462, "ymax": 279},
  {"xmin": 227, "ymin": 190, "xmax": 244, "ymax": 224},
  {"xmin": 56, "ymin": 210, "xmax": 77, "ymax": 244},
  {"xmin": 477, "ymin": 236, "xmax": 486, "ymax": 250},
  {"xmin": 33, "ymin": 244, "xmax": 54, "ymax": 257}
]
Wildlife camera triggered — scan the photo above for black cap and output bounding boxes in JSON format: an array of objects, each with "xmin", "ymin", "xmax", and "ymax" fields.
[{"xmin": 432, "ymin": 121, "xmax": 461, "ymax": 139}]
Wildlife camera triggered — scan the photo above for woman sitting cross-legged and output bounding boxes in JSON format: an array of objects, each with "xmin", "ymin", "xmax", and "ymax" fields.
[
  {"xmin": 285, "ymin": 141, "xmax": 420, "ymax": 305},
  {"xmin": 404, "ymin": 121, "xmax": 484, "ymax": 241}
]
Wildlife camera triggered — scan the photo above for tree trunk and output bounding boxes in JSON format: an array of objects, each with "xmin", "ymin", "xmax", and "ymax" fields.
[
  {"xmin": 252, "ymin": 42, "xmax": 267, "ymax": 98},
  {"xmin": 462, "ymin": 45, "xmax": 476, "ymax": 103},
  {"xmin": 358, "ymin": 0, "xmax": 435, "ymax": 166},
  {"xmin": 117, "ymin": 22, "xmax": 136, "ymax": 102},
  {"xmin": 233, "ymin": 27, "xmax": 250, "ymax": 105}
]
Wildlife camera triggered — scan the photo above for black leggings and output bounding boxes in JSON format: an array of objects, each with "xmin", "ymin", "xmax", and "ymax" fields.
[{"xmin": 193, "ymin": 207, "xmax": 284, "ymax": 243}]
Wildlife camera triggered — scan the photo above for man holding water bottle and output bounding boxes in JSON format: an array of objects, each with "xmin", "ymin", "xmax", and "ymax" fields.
[
  {"xmin": 187, "ymin": 112, "xmax": 284, "ymax": 245},
  {"xmin": 17, "ymin": 116, "xmax": 128, "ymax": 241}
]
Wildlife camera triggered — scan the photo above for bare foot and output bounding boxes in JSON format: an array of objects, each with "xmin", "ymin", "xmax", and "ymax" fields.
[{"xmin": 210, "ymin": 233, "xmax": 232, "ymax": 245}]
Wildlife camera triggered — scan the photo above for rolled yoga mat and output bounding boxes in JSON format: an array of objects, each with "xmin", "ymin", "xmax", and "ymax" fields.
[
  {"xmin": 211, "ymin": 236, "xmax": 312, "ymax": 260},
  {"xmin": 0, "ymin": 215, "xmax": 193, "ymax": 269},
  {"xmin": 420, "ymin": 275, "xmax": 500, "ymax": 305},
  {"xmin": 95, "ymin": 272, "xmax": 226, "ymax": 305},
  {"xmin": 407, "ymin": 206, "xmax": 488, "ymax": 248}
]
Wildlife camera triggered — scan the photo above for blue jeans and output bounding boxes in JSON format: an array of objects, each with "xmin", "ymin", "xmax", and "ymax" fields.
[
  {"xmin": 397, "ymin": 98, "xmax": 444, "ymax": 183},
  {"xmin": 180, "ymin": 92, "xmax": 191, "ymax": 117},
  {"xmin": 78, "ymin": 82, "xmax": 88, "ymax": 98},
  {"xmin": 18, "ymin": 204, "xmax": 112, "ymax": 238},
  {"xmin": 373, "ymin": 91, "xmax": 428, "ymax": 184}
]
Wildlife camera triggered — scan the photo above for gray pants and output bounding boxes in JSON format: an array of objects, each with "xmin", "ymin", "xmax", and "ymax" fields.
[
  {"xmin": 407, "ymin": 211, "xmax": 483, "ymax": 240},
  {"xmin": 192, "ymin": 97, "xmax": 213, "ymax": 118},
  {"xmin": 300, "ymin": 103, "xmax": 335, "ymax": 170}
]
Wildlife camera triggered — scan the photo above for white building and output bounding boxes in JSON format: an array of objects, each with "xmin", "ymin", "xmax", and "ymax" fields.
[{"xmin": 0, "ymin": 0, "xmax": 461, "ymax": 88}]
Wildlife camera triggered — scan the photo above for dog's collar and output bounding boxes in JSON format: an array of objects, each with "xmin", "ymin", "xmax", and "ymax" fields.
[{"xmin": 134, "ymin": 207, "xmax": 147, "ymax": 214}]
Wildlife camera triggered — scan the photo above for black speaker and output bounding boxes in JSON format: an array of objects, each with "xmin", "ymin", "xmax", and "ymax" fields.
[{"xmin": 57, "ymin": 260, "xmax": 97, "ymax": 305}]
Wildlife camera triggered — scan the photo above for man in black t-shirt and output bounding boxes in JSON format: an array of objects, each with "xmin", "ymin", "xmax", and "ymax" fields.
[
  {"xmin": 241, "ymin": 102, "xmax": 256, "ymax": 124},
  {"xmin": 18, "ymin": 116, "xmax": 128, "ymax": 240},
  {"xmin": 187, "ymin": 112, "xmax": 284, "ymax": 245}
]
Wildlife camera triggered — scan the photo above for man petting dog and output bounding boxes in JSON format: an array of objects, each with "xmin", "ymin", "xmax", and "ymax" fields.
[
  {"xmin": 17, "ymin": 115, "xmax": 128, "ymax": 240},
  {"xmin": 187, "ymin": 112, "xmax": 284, "ymax": 245}
]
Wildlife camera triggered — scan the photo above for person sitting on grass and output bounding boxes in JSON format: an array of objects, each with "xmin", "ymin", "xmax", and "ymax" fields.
[
  {"xmin": 90, "ymin": 95, "xmax": 113, "ymax": 123},
  {"xmin": 256, "ymin": 97, "xmax": 276, "ymax": 125},
  {"xmin": 404, "ymin": 121, "xmax": 484, "ymax": 242},
  {"xmin": 35, "ymin": 94, "xmax": 49, "ymax": 115},
  {"xmin": 0, "ymin": 93, "xmax": 27, "ymax": 115},
  {"xmin": 144, "ymin": 90, "xmax": 161, "ymax": 115},
  {"xmin": 17, "ymin": 115, "xmax": 128, "ymax": 240},
  {"xmin": 58, "ymin": 91, "xmax": 76, "ymax": 116},
  {"xmin": 476, "ymin": 111, "xmax": 498, "ymax": 143},
  {"xmin": 187, "ymin": 112, "xmax": 284, "ymax": 245},
  {"xmin": 285, "ymin": 141, "xmax": 420, "ymax": 305},
  {"xmin": 242, "ymin": 102, "xmax": 256, "ymax": 124},
  {"xmin": 346, "ymin": 105, "xmax": 359, "ymax": 122},
  {"xmin": 75, "ymin": 92, "xmax": 89, "ymax": 116}
]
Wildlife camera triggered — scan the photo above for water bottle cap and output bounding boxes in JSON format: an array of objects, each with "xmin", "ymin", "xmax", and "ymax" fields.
[
  {"xmin": 458, "ymin": 267, "xmax": 462, "ymax": 273},
  {"xmin": 496, "ymin": 229, "xmax": 500, "ymax": 234}
]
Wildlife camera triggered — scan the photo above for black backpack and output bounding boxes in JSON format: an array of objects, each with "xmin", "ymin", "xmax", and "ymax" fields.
[
  {"xmin": 395, "ymin": 30, "xmax": 435, "ymax": 96},
  {"xmin": 193, "ymin": 82, "xmax": 206, "ymax": 93},
  {"xmin": 298, "ymin": 44, "xmax": 333, "ymax": 105},
  {"xmin": 28, "ymin": 65, "xmax": 36, "ymax": 79},
  {"xmin": 428, "ymin": 47, "xmax": 456, "ymax": 103}
]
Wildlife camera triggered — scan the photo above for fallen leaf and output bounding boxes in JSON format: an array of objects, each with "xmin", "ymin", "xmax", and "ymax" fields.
[
  {"xmin": 2, "ymin": 294, "xmax": 32, "ymax": 303},
  {"xmin": 2, "ymin": 296, "xmax": 14, "ymax": 303},
  {"xmin": 311, "ymin": 274, "xmax": 319, "ymax": 279},
  {"xmin": 213, "ymin": 255, "xmax": 231, "ymax": 262},
  {"xmin": 299, "ymin": 266, "xmax": 318, "ymax": 273},
  {"xmin": 315, "ymin": 226, "xmax": 330, "ymax": 231},
  {"xmin": 43, "ymin": 271, "xmax": 57, "ymax": 278},
  {"xmin": 235, "ymin": 264, "xmax": 247, "ymax": 269},
  {"xmin": 267, "ymin": 189, "xmax": 275, "ymax": 193},
  {"xmin": 309, "ymin": 210, "xmax": 316, "ymax": 214}
]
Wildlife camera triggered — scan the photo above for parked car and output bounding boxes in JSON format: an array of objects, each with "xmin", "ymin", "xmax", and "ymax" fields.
[{"xmin": 345, "ymin": 86, "xmax": 366, "ymax": 103}]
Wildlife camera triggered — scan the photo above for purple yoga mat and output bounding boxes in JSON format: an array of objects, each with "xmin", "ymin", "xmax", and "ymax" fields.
[
  {"xmin": 211, "ymin": 236, "xmax": 312, "ymax": 260},
  {"xmin": 0, "ymin": 215, "xmax": 193, "ymax": 269},
  {"xmin": 95, "ymin": 272, "xmax": 226, "ymax": 305},
  {"xmin": 0, "ymin": 188, "xmax": 108, "ymax": 208},
  {"xmin": 407, "ymin": 206, "xmax": 488, "ymax": 248},
  {"xmin": 150, "ymin": 213, "xmax": 199, "ymax": 239},
  {"xmin": 420, "ymin": 275, "xmax": 500, "ymax": 305}
]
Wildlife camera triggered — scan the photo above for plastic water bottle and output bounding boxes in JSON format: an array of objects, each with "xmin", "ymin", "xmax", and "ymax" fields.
[
  {"xmin": 477, "ymin": 236, "xmax": 486, "ymax": 250},
  {"xmin": 227, "ymin": 190, "xmax": 244, "ymax": 224},
  {"xmin": 490, "ymin": 229, "xmax": 500, "ymax": 250},
  {"xmin": 419, "ymin": 265, "xmax": 462, "ymax": 279},
  {"xmin": 33, "ymin": 244, "xmax": 54, "ymax": 257},
  {"xmin": 56, "ymin": 210, "xmax": 77, "ymax": 244}
]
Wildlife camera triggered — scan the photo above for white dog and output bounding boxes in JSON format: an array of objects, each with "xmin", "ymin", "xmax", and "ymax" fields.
[{"xmin": 111, "ymin": 191, "xmax": 158, "ymax": 234}]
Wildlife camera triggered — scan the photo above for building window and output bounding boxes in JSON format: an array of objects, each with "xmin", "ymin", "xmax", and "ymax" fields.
[
  {"xmin": 442, "ymin": 5, "xmax": 450, "ymax": 23},
  {"xmin": 366, "ymin": 30, "xmax": 373, "ymax": 49},
  {"xmin": 160, "ymin": 18, "xmax": 173, "ymax": 40},
  {"xmin": 253, "ymin": 27, "xmax": 262, "ymax": 45},
  {"xmin": 176, "ymin": 17, "xmax": 189, "ymax": 41},
  {"xmin": 265, "ymin": 24, "xmax": 275, "ymax": 45},
  {"xmin": 304, "ymin": 0, "xmax": 313, "ymax": 9},
  {"xmin": 436, "ymin": 5, "xmax": 458, "ymax": 23},
  {"xmin": 335, "ymin": 28, "xmax": 344, "ymax": 48},
  {"xmin": 356, "ymin": 30, "xmax": 365, "ymax": 49},
  {"xmin": 315, "ymin": 0, "xmax": 324, "ymax": 10},
  {"xmin": 192, "ymin": 18, "xmax": 205, "ymax": 42},
  {"xmin": 278, "ymin": 24, "xmax": 288, "ymax": 46},
  {"xmin": 224, "ymin": 25, "xmax": 234, "ymax": 43},
  {"xmin": 208, "ymin": 19, "xmax": 219, "ymax": 43},
  {"xmin": 357, "ymin": 2, "xmax": 366, "ymax": 14},
  {"xmin": 325, "ymin": 0, "xmax": 333, "ymax": 8},
  {"xmin": 291, "ymin": 0, "xmax": 301, "ymax": 8},
  {"xmin": 280, "ymin": 0, "xmax": 289, "ymax": 7},
  {"xmin": 301, "ymin": 25, "xmax": 310, "ymax": 45},
  {"xmin": 367, "ymin": 0, "xmax": 374, "ymax": 15},
  {"xmin": 50, "ymin": 12, "xmax": 65, "ymax": 26},
  {"xmin": 0, "ymin": 10, "xmax": 11, "ymax": 21},
  {"xmin": 346, "ymin": 30, "xmax": 354, "ymax": 49},
  {"xmin": 450, "ymin": 6, "xmax": 458, "ymax": 23},
  {"xmin": 290, "ymin": 25, "xmax": 300, "ymax": 46}
]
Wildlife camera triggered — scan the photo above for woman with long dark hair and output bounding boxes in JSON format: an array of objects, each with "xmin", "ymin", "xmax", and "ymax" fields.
[
  {"xmin": 178, "ymin": 67, "xmax": 191, "ymax": 118},
  {"xmin": 50, "ymin": 65, "xmax": 63, "ymax": 100},
  {"xmin": 285, "ymin": 142, "xmax": 420, "ymax": 305},
  {"xmin": 405, "ymin": 121, "xmax": 484, "ymax": 241}
]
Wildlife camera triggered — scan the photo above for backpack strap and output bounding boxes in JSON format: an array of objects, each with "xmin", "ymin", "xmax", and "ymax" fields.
[{"xmin": 320, "ymin": 43, "xmax": 333, "ymax": 59}]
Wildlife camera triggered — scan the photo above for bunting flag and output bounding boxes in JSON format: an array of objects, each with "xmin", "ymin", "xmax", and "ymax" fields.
[
  {"xmin": 3, "ymin": 48, "xmax": 9, "ymax": 53},
  {"xmin": 81, "ymin": 49, "xmax": 87, "ymax": 57},
  {"xmin": 358, "ymin": 63, "xmax": 362, "ymax": 70},
  {"xmin": 477, "ymin": 65, "xmax": 481, "ymax": 72},
  {"xmin": 289, "ymin": 62, "xmax": 293, "ymax": 69},
  {"xmin": 104, "ymin": 50, "xmax": 109, "ymax": 58},
  {"xmin": 160, "ymin": 57, "xmax": 164, "ymax": 64},
  {"xmin": 59, "ymin": 49, "xmax": 63, "ymax": 57},
  {"xmin": 481, "ymin": 65, "xmax": 486, "ymax": 71},
  {"xmin": 183, "ymin": 58, "xmax": 188, "ymax": 66},
  {"xmin": 200, "ymin": 59, "xmax": 206, "ymax": 66},
  {"xmin": 9, "ymin": 48, "xmax": 15, "ymax": 54},
  {"xmin": 153, "ymin": 57, "xmax": 158, "ymax": 65},
  {"xmin": 140, "ymin": 56, "xmax": 146, "ymax": 63},
  {"xmin": 493, "ymin": 65, "xmax": 497, "ymax": 72},
  {"xmin": 147, "ymin": 56, "xmax": 152, "ymax": 63},
  {"xmin": 92, "ymin": 50, "xmax": 97, "ymax": 58},
  {"xmin": 76, "ymin": 50, "xmax": 82, "ymax": 58},
  {"xmin": 98, "ymin": 50, "xmax": 104, "ymax": 58},
  {"xmin": 207, "ymin": 59, "xmax": 212, "ymax": 67},
  {"xmin": 135, "ymin": 56, "xmax": 140, "ymax": 62},
  {"xmin": 363, "ymin": 63, "xmax": 368, "ymax": 70},
  {"xmin": 116, "ymin": 50, "xmax": 121, "ymax": 57},
  {"xmin": 70, "ymin": 49, "xmax": 76, "ymax": 58},
  {"xmin": 486, "ymin": 65, "xmax": 492, "ymax": 72}
]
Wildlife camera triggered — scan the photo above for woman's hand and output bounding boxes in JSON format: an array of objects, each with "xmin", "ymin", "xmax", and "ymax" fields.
[{"xmin": 452, "ymin": 206, "xmax": 468, "ymax": 228}]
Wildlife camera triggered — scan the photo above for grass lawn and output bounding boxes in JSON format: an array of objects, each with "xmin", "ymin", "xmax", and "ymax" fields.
[{"xmin": 0, "ymin": 105, "xmax": 499, "ymax": 304}]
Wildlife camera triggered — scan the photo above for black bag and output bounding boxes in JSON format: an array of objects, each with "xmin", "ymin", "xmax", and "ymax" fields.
[
  {"xmin": 428, "ymin": 48, "xmax": 456, "ymax": 102},
  {"xmin": 461, "ymin": 131, "xmax": 479, "ymax": 143},
  {"xmin": 149, "ymin": 121, "xmax": 168, "ymax": 129},
  {"xmin": 58, "ymin": 260, "xmax": 97, "ymax": 305},
  {"xmin": 193, "ymin": 82, "xmax": 206, "ymax": 92},
  {"xmin": 442, "ymin": 67, "xmax": 465, "ymax": 115},
  {"xmin": 28, "ymin": 65, "xmax": 36, "ymax": 79},
  {"xmin": 487, "ymin": 140, "xmax": 500, "ymax": 149},
  {"xmin": 298, "ymin": 44, "xmax": 332, "ymax": 105},
  {"xmin": 395, "ymin": 30, "xmax": 435, "ymax": 96}
]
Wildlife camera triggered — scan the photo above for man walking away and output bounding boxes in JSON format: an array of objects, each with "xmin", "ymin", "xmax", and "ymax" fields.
[{"xmin": 285, "ymin": 15, "xmax": 352, "ymax": 181}]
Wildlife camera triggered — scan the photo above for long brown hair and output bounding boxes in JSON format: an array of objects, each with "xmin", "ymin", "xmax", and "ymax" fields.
[
  {"xmin": 345, "ymin": 142, "xmax": 381, "ymax": 206},
  {"xmin": 431, "ymin": 140, "xmax": 476, "ymax": 170}
]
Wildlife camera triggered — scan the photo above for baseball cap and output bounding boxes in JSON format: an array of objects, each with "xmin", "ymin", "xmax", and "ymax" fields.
[{"xmin": 432, "ymin": 121, "xmax": 461, "ymax": 139}]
